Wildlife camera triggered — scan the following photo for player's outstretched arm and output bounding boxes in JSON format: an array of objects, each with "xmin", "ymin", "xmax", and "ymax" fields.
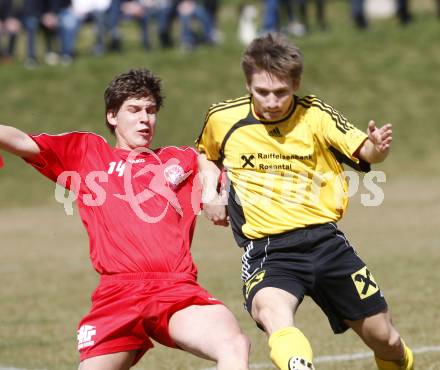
[
  {"xmin": 197, "ymin": 153, "xmax": 229, "ymax": 227},
  {"xmin": 0, "ymin": 124, "xmax": 40, "ymax": 158},
  {"xmin": 357, "ymin": 120, "xmax": 392, "ymax": 164}
]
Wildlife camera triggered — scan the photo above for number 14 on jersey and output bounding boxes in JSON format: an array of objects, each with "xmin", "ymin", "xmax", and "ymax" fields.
[{"xmin": 108, "ymin": 161, "xmax": 126, "ymax": 176}]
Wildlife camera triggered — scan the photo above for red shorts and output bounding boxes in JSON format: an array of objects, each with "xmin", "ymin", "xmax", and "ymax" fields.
[{"xmin": 77, "ymin": 272, "xmax": 222, "ymax": 364}]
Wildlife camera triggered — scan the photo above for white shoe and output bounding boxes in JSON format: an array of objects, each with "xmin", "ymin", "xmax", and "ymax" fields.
[
  {"xmin": 45, "ymin": 52, "xmax": 59, "ymax": 66},
  {"xmin": 288, "ymin": 356, "xmax": 315, "ymax": 370},
  {"xmin": 237, "ymin": 4, "xmax": 258, "ymax": 45},
  {"xmin": 287, "ymin": 22, "xmax": 307, "ymax": 37}
]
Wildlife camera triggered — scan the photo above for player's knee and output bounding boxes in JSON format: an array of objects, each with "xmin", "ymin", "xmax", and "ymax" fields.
[
  {"xmin": 371, "ymin": 324, "xmax": 402, "ymax": 353},
  {"xmin": 387, "ymin": 329, "xmax": 402, "ymax": 350},
  {"xmin": 217, "ymin": 332, "xmax": 250, "ymax": 362},
  {"xmin": 252, "ymin": 305, "xmax": 277, "ymax": 331},
  {"xmin": 230, "ymin": 332, "xmax": 251, "ymax": 356},
  {"xmin": 214, "ymin": 333, "xmax": 250, "ymax": 370}
]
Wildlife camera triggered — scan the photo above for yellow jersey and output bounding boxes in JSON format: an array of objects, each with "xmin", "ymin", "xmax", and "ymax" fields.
[{"xmin": 197, "ymin": 95, "xmax": 369, "ymax": 245}]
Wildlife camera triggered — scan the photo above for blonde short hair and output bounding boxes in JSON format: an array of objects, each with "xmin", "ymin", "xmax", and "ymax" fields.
[{"xmin": 241, "ymin": 34, "xmax": 303, "ymax": 85}]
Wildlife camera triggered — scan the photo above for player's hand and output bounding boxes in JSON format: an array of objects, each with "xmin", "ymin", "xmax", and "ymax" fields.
[
  {"xmin": 367, "ymin": 120, "xmax": 393, "ymax": 153},
  {"xmin": 202, "ymin": 191, "xmax": 229, "ymax": 227}
]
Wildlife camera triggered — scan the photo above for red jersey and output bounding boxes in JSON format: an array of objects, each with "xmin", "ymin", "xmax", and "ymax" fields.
[{"xmin": 25, "ymin": 132, "xmax": 201, "ymax": 276}]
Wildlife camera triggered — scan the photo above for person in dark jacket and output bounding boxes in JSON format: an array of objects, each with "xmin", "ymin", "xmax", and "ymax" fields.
[
  {"xmin": 22, "ymin": 0, "xmax": 60, "ymax": 67},
  {"xmin": 0, "ymin": 0, "xmax": 22, "ymax": 63}
]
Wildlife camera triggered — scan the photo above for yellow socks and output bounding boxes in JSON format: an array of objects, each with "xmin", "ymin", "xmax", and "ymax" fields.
[
  {"xmin": 268, "ymin": 327, "xmax": 314, "ymax": 370},
  {"xmin": 268, "ymin": 327, "xmax": 414, "ymax": 370},
  {"xmin": 375, "ymin": 343, "xmax": 414, "ymax": 370}
]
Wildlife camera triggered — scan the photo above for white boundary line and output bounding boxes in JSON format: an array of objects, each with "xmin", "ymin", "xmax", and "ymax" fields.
[
  {"xmin": 199, "ymin": 345, "xmax": 440, "ymax": 370},
  {"xmin": 1, "ymin": 346, "xmax": 439, "ymax": 370}
]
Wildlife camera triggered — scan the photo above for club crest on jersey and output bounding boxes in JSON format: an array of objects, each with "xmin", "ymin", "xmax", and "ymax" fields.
[{"xmin": 164, "ymin": 164, "xmax": 191, "ymax": 188}]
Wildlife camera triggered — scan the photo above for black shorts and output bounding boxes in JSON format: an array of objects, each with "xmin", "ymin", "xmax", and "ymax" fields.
[{"xmin": 241, "ymin": 223, "xmax": 387, "ymax": 333}]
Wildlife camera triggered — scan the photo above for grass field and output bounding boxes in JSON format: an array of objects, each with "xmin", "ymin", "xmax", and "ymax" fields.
[
  {"xmin": 1, "ymin": 0, "xmax": 440, "ymax": 369},
  {"xmin": 1, "ymin": 178, "xmax": 439, "ymax": 370}
]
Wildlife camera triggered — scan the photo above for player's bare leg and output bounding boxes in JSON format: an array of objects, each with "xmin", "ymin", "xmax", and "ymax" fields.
[
  {"xmin": 78, "ymin": 351, "xmax": 137, "ymax": 370},
  {"xmin": 251, "ymin": 287, "xmax": 314, "ymax": 370},
  {"xmin": 251, "ymin": 287, "xmax": 299, "ymax": 334},
  {"xmin": 346, "ymin": 310, "xmax": 414, "ymax": 369},
  {"xmin": 168, "ymin": 304, "xmax": 250, "ymax": 370}
]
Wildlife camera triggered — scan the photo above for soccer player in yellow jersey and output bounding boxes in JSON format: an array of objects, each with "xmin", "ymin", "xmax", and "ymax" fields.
[{"xmin": 196, "ymin": 34, "xmax": 414, "ymax": 370}]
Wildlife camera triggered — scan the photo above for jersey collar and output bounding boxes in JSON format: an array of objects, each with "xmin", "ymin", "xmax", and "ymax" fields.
[{"xmin": 250, "ymin": 95, "xmax": 298, "ymax": 125}]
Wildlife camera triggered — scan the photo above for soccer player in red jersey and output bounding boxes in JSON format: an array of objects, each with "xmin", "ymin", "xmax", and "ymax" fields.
[{"xmin": 0, "ymin": 69, "xmax": 250, "ymax": 370}]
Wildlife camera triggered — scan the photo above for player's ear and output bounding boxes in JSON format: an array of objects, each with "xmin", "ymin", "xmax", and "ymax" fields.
[{"xmin": 106, "ymin": 110, "xmax": 117, "ymax": 127}]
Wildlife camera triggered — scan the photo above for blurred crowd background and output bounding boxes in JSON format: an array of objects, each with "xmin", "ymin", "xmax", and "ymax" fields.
[{"xmin": 0, "ymin": 0, "xmax": 439, "ymax": 68}]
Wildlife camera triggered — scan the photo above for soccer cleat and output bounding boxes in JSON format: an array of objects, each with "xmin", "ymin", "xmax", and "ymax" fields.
[{"xmin": 288, "ymin": 356, "xmax": 315, "ymax": 370}]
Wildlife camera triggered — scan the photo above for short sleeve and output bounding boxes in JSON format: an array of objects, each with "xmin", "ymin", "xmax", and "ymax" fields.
[
  {"xmin": 317, "ymin": 108, "xmax": 370, "ymax": 171},
  {"xmin": 196, "ymin": 113, "xmax": 222, "ymax": 161},
  {"xmin": 23, "ymin": 132, "xmax": 96, "ymax": 182}
]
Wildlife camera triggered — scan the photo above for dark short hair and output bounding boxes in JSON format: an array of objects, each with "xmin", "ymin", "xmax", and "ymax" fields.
[
  {"xmin": 104, "ymin": 69, "xmax": 164, "ymax": 134},
  {"xmin": 241, "ymin": 34, "xmax": 303, "ymax": 84}
]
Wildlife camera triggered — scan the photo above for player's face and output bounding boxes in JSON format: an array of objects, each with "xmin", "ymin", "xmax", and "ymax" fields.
[
  {"xmin": 247, "ymin": 70, "xmax": 298, "ymax": 121},
  {"xmin": 108, "ymin": 97, "xmax": 158, "ymax": 150}
]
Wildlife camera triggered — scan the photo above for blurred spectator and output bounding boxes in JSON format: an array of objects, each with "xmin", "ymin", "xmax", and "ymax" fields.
[
  {"xmin": 202, "ymin": 0, "xmax": 217, "ymax": 22},
  {"xmin": 1, "ymin": 0, "xmax": 435, "ymax": 68},
  {"xmin": 280, "ymin": 0, "xmax": 293, "ymax": 28},
  {"xmin": 177, "ymin": 0, "xmax": 215, "ymax": 50},
  {"xmin": 297, "ymin": 0, "xmax": 327, "ymax": 31},
  {"xmin": 279, "ymin": 0, "xmax": 306, "ymax": 36},
  {"xmin": 71, "ymin": 0, "xmax": 111, "ymax": 55},
  {"xmin": 106, "ymin": 0, "xmax": 122, "ymax": 51},
  {"xmin": 261, "ymin": 0, "xmax": 328, "ymax": 36},
  {"xmin": 119, "ymin": 0, "xmax": 150, "ymax": 49},
  {"xmin": 351, "ymin": 0, "xmax": 367, "ymax": 28},
  {"xmin": 115, "ymin": 0, "xmax": 176, "ymax": 50},
  {"xmin": 202, "ymin": 0, "xmax": 221, "ymax": 41},
  {"xmin": 158, "ymin": 0, "xmax": 179, "ymax": 48},
  {"xmin": 56, "ymin": 0, "xmax": 113, "ymax": 63},
  {"xmin": 22, "ymin": 0, "xmax": 60, "ymax": 67},
  {"xmin": 56, "ymin": 0, "xmax": 79, "ymax": 64},
  {"xmin": 238, "ymin": 2, "xmax": 257, "ymax": 45},
  {"xmin": 261, "ymin": 0, "xmax": 280, "ymax": 34},
  {"xmin": 396, "ymin": 0, "xmax": 411, "ymax": 24},
  {"xmin": 0, "ymin": 0, "xmax": 22, "ymax": 63}
]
